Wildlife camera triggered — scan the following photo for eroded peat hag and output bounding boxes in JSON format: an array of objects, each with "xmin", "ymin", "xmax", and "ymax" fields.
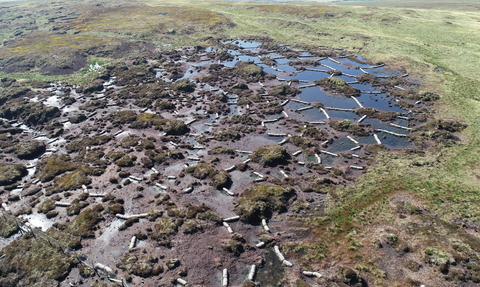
[{"xmin": 0, "ymin": 36, "xmax": 465, "ymax": 287}]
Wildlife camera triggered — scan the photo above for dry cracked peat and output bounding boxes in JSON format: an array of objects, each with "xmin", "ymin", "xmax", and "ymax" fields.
[{"xmin": 0, "ymin": 39, "xmax": 468, "ymax": 287}]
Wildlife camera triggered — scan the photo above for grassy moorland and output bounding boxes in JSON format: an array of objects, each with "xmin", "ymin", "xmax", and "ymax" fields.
[{"xmin": 1, "ymin": 0, "xmax": 480, "ymax": 285}]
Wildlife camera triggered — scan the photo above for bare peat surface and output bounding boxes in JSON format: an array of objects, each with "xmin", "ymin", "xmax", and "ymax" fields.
[{"xmin": 0, "ymin": 39, "xmax": 457, "ymax": 287}]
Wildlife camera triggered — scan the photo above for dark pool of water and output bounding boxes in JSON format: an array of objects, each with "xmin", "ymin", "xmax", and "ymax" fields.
[{"xmin": 256, "ymin": 248, "xmax": 285, "ymax": 287}]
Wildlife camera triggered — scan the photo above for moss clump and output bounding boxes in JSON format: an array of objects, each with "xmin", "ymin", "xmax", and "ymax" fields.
[
  {"xmin": 208, "ymin": 100, "xmax": 231, "ymax": 115},
  {"xmin": 222, "ymin": 234, "xmax": 246, "ymax": 256},
  {"xmin": 0, "ymin": 231, "xmax": 77, "ymax": 286},
  {"xmin": 49, "ymin": 170, "xmax": 92, "ymax": 193},
  {"xmin": 289, "ymin": 135, "xmax": 313, "ymax": 148},
  {"xmin": 231, "ymin": 82, "xmax": 249, "ymax": 90},
  {"xmin": 416, "ymin": 91, "xmax": 441, "ymax": 102},
  {"xmin": 261, "ymin": 56, "xmax": 278, "ymax": 67},
  {"xmin": 66, "ymin": 135, "xmax": 113, "ymax": 153},
  {"xmin": 173, "ymin": 79, "xmax": 195, "ymax": 92},
  {"xmin": 236, "ymin": 61, "xmax": 265, "ymax": 82},
  {"xmin": 62, "ymin": 96, "xmax": 76, "ymax": 106},
  {"xmin": 152, "ymin": 218, "xmax": 180, "ymax": 239},
  {"xmin": 0, "ymin": 216, "xmax": 19, "ymax": 238},
  {"xmin": 211, "ymin": 170, "xmax": 232, "ymax": 189},
  {"xmin": 337, "ymin": 266, "xmax": 362, "ymax": 285},
  {"xmin": 128, "ymin": 113, "xmax": 189, "ymax": 135},
  {"xmin": 120, "ymin": 135, "xmax": 139, "ymax": 148},
  {"xmin": 67, "ymin": 205, "xmax": 104, "ymax": 238},
  {"xmin": 315, "ymin": 77, "xmax": 360, "ymax": 97},
  {"xmin": 155, "ymin": 100, "xmax": 175, "ymax": 110},
  {"xmin": 104, "ymin": 110, "xmax": 138, "ymax": 126},
  {"xmin": 163, "ymin": 119, "xmax": 190, "ymax": 135},
  {"xmin": 235, "ymin": 184, "xmax": 294, "ymax": 223},
  {"xmin": 214, "ymin": 130, "xmax": 240, "ymax": 141},
  {"xmin": 144, "ymin": 149, "xmax": 184, "ymax": 164},
  {"xmin": 215, "ymin": 49, "xmax": 234, "ymax": 61},
  {"xmin": 4, "ymin": 140, "xmax": 46, "ymax": 159},
  {"xmin": 147, "ymin": 210, "xmax": 163, "ymax": 222},
  {"xmin": 120, "ymin": 254, "xmax": 163, "ymax": 278},
  {"xmin": 208, "ymin": 146, "xmax": 236, "ymax": 155},
  {"xmin": 107, "ymin": 203, "xmax": 124, "ymax": 215},
  {"xmin": 185, "ymin": 163, "xmax": 215, "ymax": 180},
  {"xmin": 166, "ymin": 206, "xmax": 186, "ymax": 218},
  {"xmin": 38, "ymin": 199, "xmax": 56, "ymax": 214},
  {"xmin": 184, "ymin": 163, "xmax": 231, "ymax": 189},
  {"xmin": 355, "ymin": 108, "xmax": 398, "ymax": 122},
  {"xmin": 129, "ymin": 113, "xmax": 164, "ymax": 129},
  {"xmin": 68, "ymin": 113, "xmax": 87, "ymax": 124},
  {"xmin": 410, "ymin": 119, "xmax": 467, "ymax": 148},
  {"xmin": 197, "ymin": 210, "xmax": 222, "ymax": 223},
  {"xmin": 134, "ymin": 98, "xmax": 152, "ymax": 108},
  {"xmin": 0, "ymin": 102, "xmax": 60, "ymax": 127},
  {"xmin": 119, "ymin": 217, "xmax": 139, "ymax": 231},
  {"xmin": 297, "ymin": 125, "xmax": 328, "ymax": 142},
  {"xmin": 235, "ymin": 162, "xmax": 248, "ymax": 172},
  {"xmin": 224, "ymin": 114, "xmax": 260, "ymax": 126},
  {"xmin": 115, "ymin": 155, "xmax": 134, "ymax": 167},
  {"xmin": 268, "ymin": 84, "xmax": 299, "ymax": 98},
  {"xmin": 356, "ymin": 73, "xmax": 381, "ymax": 85},
  {"xmin": 46, "ymin": 164, "xmax": 102, "ymax": 194},
  {"xmin": 185, "ymin": 205, "xmax": 207, "ymax": 219},
  {"xmin": 303, "ymin": 176, "xmax": 334, "ymax": 193},
  {"xmin": 395, "ymin": 90, "xmax": 440, "ymax": 102},
  {"xmin": 183, "ymin": 219, "xmax": 203, "ymax": 234},
  {"xmin": 0, "ymin": 163, "xmax": 27, "ymax": 186},
  {"xmin": 184, "ymin": 205, "xmax": 222, "ymax": 223},
  {"xmin": 329, "ymin": 120, "xmax": 372, "ymax": 137},
  {"xmin": 250, "ymin": 145, "xmax": 290, "ymax": 167},
  {"xmin": 79, "ymin": 100, "xmax": 107, "ymax": 112},
  {"xmin": 66, "ymin": 199, "xmax": 89, "ymax": 216},
  {"xmin": 425, "ymin": 247, "xmax": 455, "ymax": 266},
  {"xmin": 35, "ymin": 154, "xmax": 78, "ymax": 182},
  {"xmin": 140, "ymin": 139, "xmax": 155, "ymax": 149},
  {"xmin": 261, "ymin": 105, "xmax": 283, "ymax": 115},
  {"xmin": 107, "ymin": 151, "xmax": 123, "ymax": 161}
]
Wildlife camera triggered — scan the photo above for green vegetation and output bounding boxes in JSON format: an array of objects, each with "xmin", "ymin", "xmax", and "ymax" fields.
[
  {"xmin": 268, "ymin": 84, "xmax": 299, "ymax": 98},
  {"xmin": 67, "ymin": 205, "xmax": 104, "ymax": 238},
  {"xmin": 250, "ymin": 145, "xmax": 290, "ymax": 167},
  {"xmin": 185, "ymin": 163, "xmax": 231, "ymax": 189},
  {"xmin": 235, "ymin": 61, "xmax": 265, "ymax": 82},
  {"xmin": 236, "ymin": 184, "xmax": 294, "ymax": 223},
  {"xmin": 0, "ymin": 216, "xmax": 19, "ymax": 238},
  {"xmin": 329, "ymin": 119, "xmax": 372, "ymax": 136},
  {"xmin": 0, "ymin": 163, "xmax": 26, "ymax": 186},
  {"xmin": 66, "ymin": 135, "xmax": 113, "ymax": 153},
  {"xmin": 152, "ymin": 218, "xmax": 180, "ymax": 239},
  {"xmin": 120, "ymin": 254, "xmax": 163, "ymax": 277},
  {"xmin": 207, "ymin": 146, "xmax": 236, "ymax": 155},
  {"xmin": 4, "ymin": 140, "xmax": 45, "ymax": 160},
  {"xmin": 0, "ymin": 229, "xmax": 79, "ymax": 287},
  {"xmin": 35, "ymin": 154, "xmax": 78, "ymax": 182},
  {"xmin": 315, "ymin": 78, "xmax": 360, "ymax": 97}
]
